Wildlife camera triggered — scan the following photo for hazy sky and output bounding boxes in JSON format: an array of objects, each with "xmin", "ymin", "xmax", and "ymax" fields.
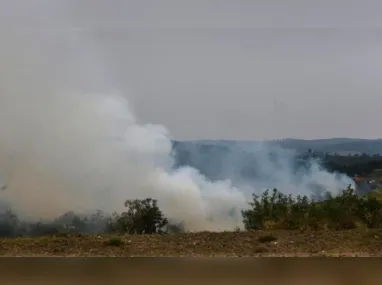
[{"xmin": 6, "ymin": 0, "xmax": 382, "ymax": 140}]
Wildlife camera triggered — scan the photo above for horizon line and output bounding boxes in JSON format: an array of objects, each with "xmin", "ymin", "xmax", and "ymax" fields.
[{"xmin": 172, "ymin": 137, "xmax": 382, "ymax": 142}]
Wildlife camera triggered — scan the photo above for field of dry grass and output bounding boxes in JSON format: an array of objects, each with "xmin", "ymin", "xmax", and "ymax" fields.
[{"xmin": 0, "ymin": 229, "xmax": 381, "ymax": 257}]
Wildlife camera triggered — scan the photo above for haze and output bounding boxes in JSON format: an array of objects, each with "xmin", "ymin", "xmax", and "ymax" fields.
[
  {"xmin": 2, "ymin": 0, "xmax": 381, "ymax": 140},
  {"xmin": 0, "ymin": 0, "xmax": 360, "ymax": 230}
]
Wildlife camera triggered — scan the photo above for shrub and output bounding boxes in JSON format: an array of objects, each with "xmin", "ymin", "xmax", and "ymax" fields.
[
  {"xmin": 242, "ymin": 185, "xmax": 382, "ymax": 231},
  {"xmin": 111, "ymin": 198, "xmax": 168, "ymax": 235}
]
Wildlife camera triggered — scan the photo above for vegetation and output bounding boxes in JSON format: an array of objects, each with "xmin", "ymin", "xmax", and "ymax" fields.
[
  {"xmin": 109, "ymin": 198, "xmax": 168, "ymax": 235},
  {"xmin": 3, "ymin": 146, "xmax": 382, "ymax": 238},
  {"xmin": 0, "ymin": 197, "xmax": 177, "ymax": 237},
  {"xmin": 322, "ymin": 154, "xmax": 382, "ymax": 177},
  {"xmin": 0, "ymin": 182, "xmax": 381, "ymax": 256},
  {"xmin": 0, "ymin": 184, "xmax": 381, "ymax": 238},
  {"xmin": 242, "ymin": 186, "xmax": 382, "ymax": 231}
]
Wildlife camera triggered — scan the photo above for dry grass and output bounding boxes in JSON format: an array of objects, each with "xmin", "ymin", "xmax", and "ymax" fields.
[{"xmin": 0, "ymin": 229, "xmax": 381, "ymax": 257}]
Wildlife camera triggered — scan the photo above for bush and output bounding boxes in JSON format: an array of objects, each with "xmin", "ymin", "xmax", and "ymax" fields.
[
  {"xmin": 241, "ymin": 185, "xmax": 382, "ymax": 231},
  {"xmin": 111, "ymin": 198, "xmax": 169, "ymax": 235}
]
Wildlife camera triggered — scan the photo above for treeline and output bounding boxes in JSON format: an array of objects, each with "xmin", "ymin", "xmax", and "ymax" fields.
[
  {"xmin": 172, "ymin": 141, "xmax": 382, "ymax": 184},
  {"xmin": 0, "ymin": 186, "xmax": 382, "ymax": 237},
  {"xmin": 296, "ymin": 150, "xmax": 382, "ymax": 177},
  {"xmin": 316, "ymin": 153, "xmax": 382, "ymax": 177},
  {"xmin": 324, "ymin": 160, "xmax": 382, "ymax": 177},
  {"xmin": 0, "ymin": 198, "xmax": 183, "ymax": 238}
]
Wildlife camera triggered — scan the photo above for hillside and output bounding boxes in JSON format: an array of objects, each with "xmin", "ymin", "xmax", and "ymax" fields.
[
  {"xmin": 273, "ymin": 138, "xmax": 382, "ymax": 155},
  {"xmin": 174, "ymin": 138, "xmax": 382, "ymax": 156}
]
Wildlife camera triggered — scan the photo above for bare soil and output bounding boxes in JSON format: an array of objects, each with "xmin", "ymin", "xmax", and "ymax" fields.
[{"xmin": 0, "ymin": 229, "xmax": 381, "ymax": 257}]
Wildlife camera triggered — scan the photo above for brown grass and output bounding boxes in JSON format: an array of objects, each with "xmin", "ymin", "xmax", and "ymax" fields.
[{"xmin": 0, "ymin": 229, "xmax": 381, "ymax": 257}]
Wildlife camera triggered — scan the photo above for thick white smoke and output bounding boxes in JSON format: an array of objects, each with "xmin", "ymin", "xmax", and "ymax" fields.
[{"xmin": 0, "ymin": 1, "xmax": 354, "ymax": 231}]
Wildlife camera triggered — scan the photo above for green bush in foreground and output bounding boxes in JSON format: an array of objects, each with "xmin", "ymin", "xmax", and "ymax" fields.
[{"xmin": 241, "ymin": 185, "xmax": 382, "ymax": 230}]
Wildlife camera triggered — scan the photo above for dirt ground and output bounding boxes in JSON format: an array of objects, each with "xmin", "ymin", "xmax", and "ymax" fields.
[{"xmin": 0, "ymin": 229, "xmax": 381, "ymax": 257}]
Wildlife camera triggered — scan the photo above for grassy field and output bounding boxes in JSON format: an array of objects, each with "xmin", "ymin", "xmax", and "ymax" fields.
[{"xmin": 0, "ymin": 229, "xmax": 381, "ymax": 257}]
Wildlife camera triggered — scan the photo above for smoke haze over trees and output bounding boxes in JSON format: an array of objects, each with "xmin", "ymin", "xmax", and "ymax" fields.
[
  {"xmin": 0, "ymin": 0, "xmax": 361, "ymax": 234},
  {"xmin": 172, "ymin": 139, "xmax": 382, "ymax": 179},
  {"xmin": 1, "ymin": 1, "xmax": 382, "ymax": 237}
]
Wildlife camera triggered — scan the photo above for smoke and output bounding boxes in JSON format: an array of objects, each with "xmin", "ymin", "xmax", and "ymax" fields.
[
  {"xmin": 0, "ymin": 1, "xmax": 354, "ymax": 231},
  {"xmin": 172, "ymin": 141, "xmax": 354, "ymax": 200}
]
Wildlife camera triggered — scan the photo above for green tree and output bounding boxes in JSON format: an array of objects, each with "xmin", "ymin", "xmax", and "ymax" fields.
[{"xmin": 114, "ymin": 198, "xmax": 168, "ymax": 234}]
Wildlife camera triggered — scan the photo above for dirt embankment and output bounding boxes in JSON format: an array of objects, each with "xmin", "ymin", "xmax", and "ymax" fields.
[{"xmin": 0, "ymin": 229, "xmax": 381, "ymax": 257}]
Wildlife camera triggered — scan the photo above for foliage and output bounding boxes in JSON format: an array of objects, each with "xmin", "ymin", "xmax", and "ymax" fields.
[
  {"xmin": 0, "ymin": 198, "xmax": 173, "ymax": 237},
  {"xmin": 110, "ymin": 198, "xmax": 168, "ymax": 235},
  {"xmin": 0, "ymin": 209, "xmax": 112, "ymax": 237},
  {"xmin": 241, "ymin": 185, "xmax": 382, "ymax": 231},
  {"xmin": 2, "ymin": 183, "xmax": 382, "ymax": 237}
]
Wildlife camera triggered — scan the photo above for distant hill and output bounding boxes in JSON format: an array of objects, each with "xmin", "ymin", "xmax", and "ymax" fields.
[
  {"xmin": 270, "ymin": 138, "xmax": 382, "ymax": 155},
  {"xmin": 178, "ymin": 138, "xmax": 382, "ymax": 156}
]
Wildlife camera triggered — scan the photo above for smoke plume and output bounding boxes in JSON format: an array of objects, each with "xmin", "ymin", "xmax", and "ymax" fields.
[{"xmin": 0, "ymin": 1, "xmax": 353, "ymax": 231}]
